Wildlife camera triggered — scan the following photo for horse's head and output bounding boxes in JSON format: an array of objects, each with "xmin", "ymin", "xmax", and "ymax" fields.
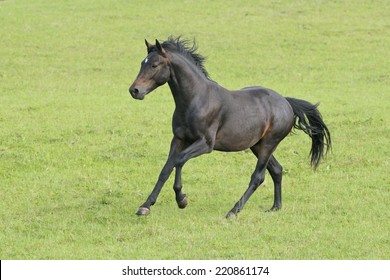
[{"xmin": 129, "ymin": 39, "xmax": 170, "ymax": 100}]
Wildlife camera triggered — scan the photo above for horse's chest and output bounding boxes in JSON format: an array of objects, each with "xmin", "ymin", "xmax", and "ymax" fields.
[
  {"xmin": 172, "ymin": 110, "xmax": 213, "ymax": 142},
  {"xmin": 173, "ymin": 125, "xmax": 189, "ymax": 140},
  {"xmin": 172, "ymin": 120, "xmax": 199, "ymax": 142}
]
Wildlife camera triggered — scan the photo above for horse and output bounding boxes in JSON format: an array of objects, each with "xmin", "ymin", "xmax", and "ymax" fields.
[{"xmin": 129, "ymin": 37, "xmax": 331, "ymax": 218}]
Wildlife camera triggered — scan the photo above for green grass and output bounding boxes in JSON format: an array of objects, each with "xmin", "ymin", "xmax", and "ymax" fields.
[{"xmin": 1, "ymin": 0, "xmax": 389, "ymax": 259}]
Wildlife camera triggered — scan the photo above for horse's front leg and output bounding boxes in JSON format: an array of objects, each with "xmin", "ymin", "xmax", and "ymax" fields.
[
  {"xmin": 172, "ymin": 137, "xmax": 213, "ymax": 208},
  {"xmin": 136, "ymin": 136, "xmax": 213, "ymax": 215},
  {"xmin": 135, "ymin": 138, "xmax": 182, "ymax": 216},
  {"xmin": 173, "ymin": 165, "xmax": 188, "ymax": 209}
]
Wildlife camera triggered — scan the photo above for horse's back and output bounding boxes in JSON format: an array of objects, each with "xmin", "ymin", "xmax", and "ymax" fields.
[
  {"xmin": 235, "ymin": 86, "xmax": 286, "ymax": 102},
  {"xmin": 227, "ymin": 86, "xmax": 292, "ymax": 116},
  {"xmin": 236, "ymin": 86, "xmax": 294, "ymax": 131}
]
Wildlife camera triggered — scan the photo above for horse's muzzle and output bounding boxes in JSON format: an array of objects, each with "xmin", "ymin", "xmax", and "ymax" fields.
[{"xmin": 129, "ymin": 85, "xmax": 147, "ymax": 100}]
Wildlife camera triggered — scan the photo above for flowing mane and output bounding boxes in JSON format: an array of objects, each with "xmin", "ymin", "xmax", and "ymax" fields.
[{"xmin": 149, "ymin": 36, "xmax": 210, "ymax": 79}]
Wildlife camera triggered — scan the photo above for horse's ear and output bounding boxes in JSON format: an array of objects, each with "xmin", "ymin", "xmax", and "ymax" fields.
[
  {"xmin": 145, "ymin": 39, "xmax": 153, "ymax": 53},
  {"xmin": 155, "ymin": 39, "xmax": 167, "ymax": 57}
]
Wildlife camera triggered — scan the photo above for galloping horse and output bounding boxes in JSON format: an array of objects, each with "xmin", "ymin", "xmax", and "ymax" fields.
[{"xmin": 129, "ymin": 37, "xmax": 331, "ymax": 218}]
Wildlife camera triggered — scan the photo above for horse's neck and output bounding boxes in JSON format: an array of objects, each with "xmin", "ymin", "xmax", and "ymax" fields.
[{"xmin": 168, "ymin": 54, "xmax": 210, "ymax": 108}]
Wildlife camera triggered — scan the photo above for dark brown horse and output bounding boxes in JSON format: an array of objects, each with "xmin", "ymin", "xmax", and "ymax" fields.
[{"xmin": 129, "ymin": 37, "xmax": 331, "ymax": 218}]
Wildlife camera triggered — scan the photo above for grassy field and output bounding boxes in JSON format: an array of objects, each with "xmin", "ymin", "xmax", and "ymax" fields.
[{"xmin": 1, "ymin": 0, "xmax": 389, "ymax": 259}]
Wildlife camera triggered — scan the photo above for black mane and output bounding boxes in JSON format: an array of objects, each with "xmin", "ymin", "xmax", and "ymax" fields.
[{"xmin": 152, "ymin": 36, "xmax": 210, "ymax": 79}]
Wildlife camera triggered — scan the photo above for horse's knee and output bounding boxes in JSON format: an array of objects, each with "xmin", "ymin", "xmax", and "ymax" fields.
[{"xmin": 251, "ymin": 173, "xmax": 265, "ymax": 189}]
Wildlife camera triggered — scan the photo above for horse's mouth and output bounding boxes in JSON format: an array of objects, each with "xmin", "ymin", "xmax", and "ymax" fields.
[
  {"xmin": 129, "ymin": 87, "xmax": 149, "ymax": 100},
  {"xmin": 132, "ymin": 93, "xmax": 146, "ymax": 100}
]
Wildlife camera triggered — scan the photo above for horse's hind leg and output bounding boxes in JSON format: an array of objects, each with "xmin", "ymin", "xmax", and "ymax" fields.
[
  {"xmin": 225, "ymin": 143, "xmax": 272, "ymax": 218},
  {"xmin": 267, "ymin": 155, "xmax": 283, "ymax": 212},
  {"xmin": 225, "ymin": 159, "xmax": 267, "ymax": 218}
]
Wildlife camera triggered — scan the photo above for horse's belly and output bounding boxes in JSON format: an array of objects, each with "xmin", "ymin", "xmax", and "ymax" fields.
[{"xmin": 213, "ymin": 125, "xmax": 264, "ymax": 152}]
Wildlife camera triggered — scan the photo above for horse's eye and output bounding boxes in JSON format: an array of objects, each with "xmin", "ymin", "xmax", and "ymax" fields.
[{"xmin": 152, "ymin": 64, "xmax": 158, "ymax": 69}]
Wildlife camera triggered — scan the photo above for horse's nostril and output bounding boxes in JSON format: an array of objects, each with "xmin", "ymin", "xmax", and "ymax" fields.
[{"xmin": 130, "ymin": 86, "xmax": 139, "ymax": 95}]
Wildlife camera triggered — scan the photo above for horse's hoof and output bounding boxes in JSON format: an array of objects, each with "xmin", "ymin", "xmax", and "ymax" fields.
[
  {"xmin": 135, "ymin": 207, "xmax": 150, "ymax": 216},
  {"xmin": 225, "ymin": 211, "xmax": 237, "ymax": 219},
  {"xmin": 177, "ymin": 196, "xmax": 188, "ymax": 209},
  {"xmin": 266, "ymin": 206, "xmax": 281, "ymax": 212}
]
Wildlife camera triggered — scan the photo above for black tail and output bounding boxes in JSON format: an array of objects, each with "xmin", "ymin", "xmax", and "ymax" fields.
[{"xmin": 286, "ymin": 97, "xmax": 331, "ymax": 169}]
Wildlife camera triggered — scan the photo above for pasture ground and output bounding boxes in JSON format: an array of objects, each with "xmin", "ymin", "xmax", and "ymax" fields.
[{"xmin": 0, "ymin": 0, "xmax": 389, "ymax": 259}]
